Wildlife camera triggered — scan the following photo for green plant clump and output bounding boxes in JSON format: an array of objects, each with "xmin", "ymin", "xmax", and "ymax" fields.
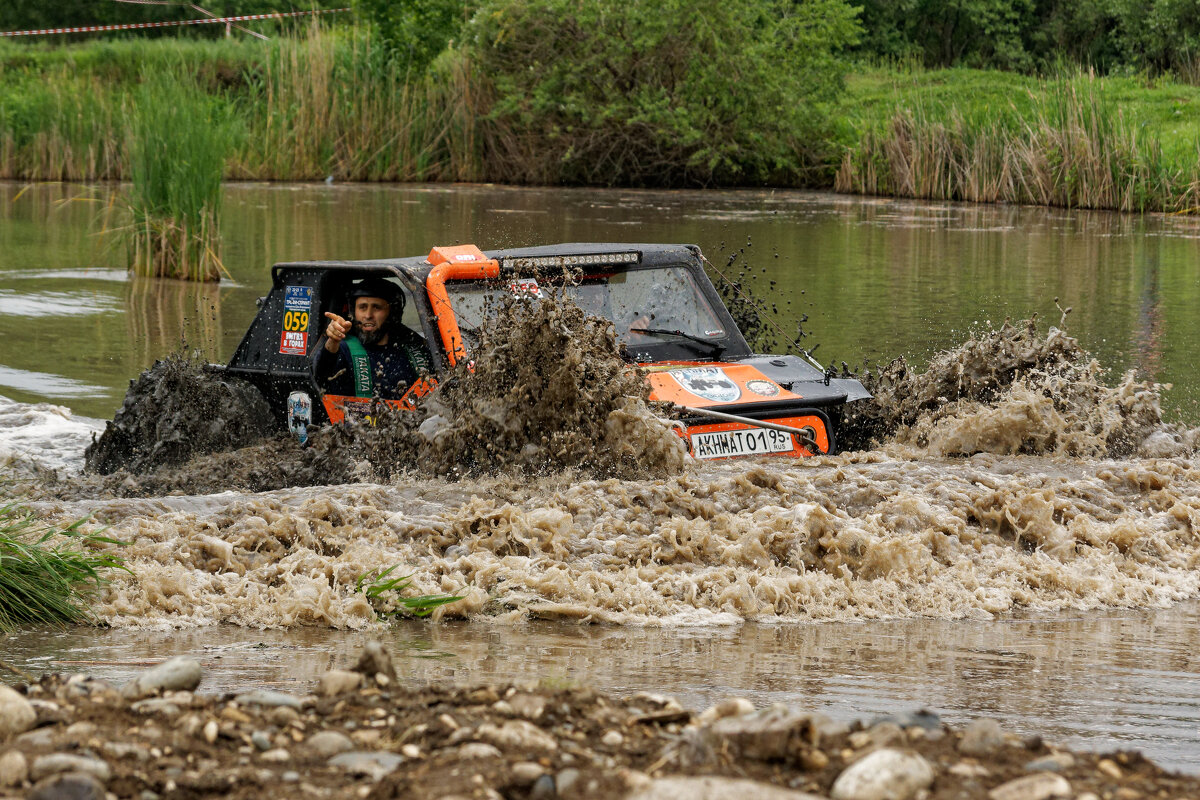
[
  {"xmin": 357, "ymin": 565, "xmax": 462, "ymax": 620},
  {"xmin": 125, "ymin": 70, "xmax": 237, "ymax": 281},
  {"xmin": 0, "ymin": 503, "xmax": 126, "ymax": 631}
]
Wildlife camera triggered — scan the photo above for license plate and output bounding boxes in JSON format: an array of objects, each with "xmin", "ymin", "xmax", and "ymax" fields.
[{"xmin": 690, "ymin": 427, "xmax": 795, "ymax": 459}]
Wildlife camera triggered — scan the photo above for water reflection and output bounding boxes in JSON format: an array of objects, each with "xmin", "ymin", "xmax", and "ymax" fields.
[
  {"xmin": 6, "ymin": 602, "xmax": 1200, "ymax": 772},
  {"xmin": 125, "ymin": 277, "xmax": 224, "ymax": 366}
]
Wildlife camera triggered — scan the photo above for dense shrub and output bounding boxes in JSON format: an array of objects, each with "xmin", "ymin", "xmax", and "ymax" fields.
[
  {"xmin": 353, "ymin": 0, "xmax": 474, "ymax": 75},
  {"xmin": 461, "ymin": 0, "xmax": 861, "ymax": 187}
]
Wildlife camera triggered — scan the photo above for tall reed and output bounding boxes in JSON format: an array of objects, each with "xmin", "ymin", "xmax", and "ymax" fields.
[
  {"xmin": 125, "ymin": 71, "xmax": 235, "ymax": 281},
  {"xmin": 836, "ymin": 74, "xmax": 1198, "ymax": 212},
  {"xmin": 0, "ymin": 503, "xmax": 125, "ymax": 630}
]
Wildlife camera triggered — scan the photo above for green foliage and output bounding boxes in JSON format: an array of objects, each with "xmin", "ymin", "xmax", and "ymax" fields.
[
  {"xmin": 463, "ymin": 0, "xmax": 861, "ymax": 187},
  {"xmin": 353, "ymin": 0, "xmax": 472, "ymax": 75},
  {"xmin": 0, "ymin": 503, "xmax": 126, "ymax": 631},
  {"xmin": 356, "ymin": 565, "xmax": 462, "ymax": 619}
]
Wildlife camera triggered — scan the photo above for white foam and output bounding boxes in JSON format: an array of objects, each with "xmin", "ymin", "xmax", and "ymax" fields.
[{"xmin": 0, "ymin": 395, "xmax": 104, "ymax": 472}]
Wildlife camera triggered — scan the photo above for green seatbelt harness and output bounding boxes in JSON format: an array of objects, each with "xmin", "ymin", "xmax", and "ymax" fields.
[{"xmin": 344, "ymin": 332, "xmax": 432, "ymax": 398}]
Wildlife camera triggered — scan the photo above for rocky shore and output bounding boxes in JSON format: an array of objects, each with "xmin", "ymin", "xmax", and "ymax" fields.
[{"xmin": 0, "ymin": 641, "xmax": 1195, "ymax": 800}]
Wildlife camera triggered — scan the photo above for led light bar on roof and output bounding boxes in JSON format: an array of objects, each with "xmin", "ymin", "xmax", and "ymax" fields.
[{"xmin": 500, "ymin": 252, "xmax": 640, "ymax": 270}]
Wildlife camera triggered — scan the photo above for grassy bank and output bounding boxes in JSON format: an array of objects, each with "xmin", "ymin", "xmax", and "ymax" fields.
[{"xmin": 5, "ymin": 32, "xmax": 1200, "ymax": 211}]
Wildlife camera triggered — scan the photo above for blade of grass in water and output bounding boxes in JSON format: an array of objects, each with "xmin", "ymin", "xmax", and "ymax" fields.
[{"xmin": 356, "ymin": 564, "xmax": 462, "ymax": 619}]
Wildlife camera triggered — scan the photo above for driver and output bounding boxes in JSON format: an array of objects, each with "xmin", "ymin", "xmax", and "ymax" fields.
[{"xmin": 312, "ymin": 277, "xmax": 431, "ymax": 399}]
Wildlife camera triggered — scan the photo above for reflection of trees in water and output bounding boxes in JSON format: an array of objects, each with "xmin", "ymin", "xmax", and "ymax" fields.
[{"xmin": 125, "ymin": 277, "xmax": 222, "ymax": 365}]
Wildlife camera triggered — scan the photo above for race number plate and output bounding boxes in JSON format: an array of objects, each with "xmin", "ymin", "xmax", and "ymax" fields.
[{"xmin": 690, "ymin": 427, "xmax": 794, "ymax": 459}]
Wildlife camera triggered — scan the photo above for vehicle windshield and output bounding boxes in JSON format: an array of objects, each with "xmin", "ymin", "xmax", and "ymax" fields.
[{"xmin": 445, "ymin": 266, "xmax": 728, "ymax": 349}]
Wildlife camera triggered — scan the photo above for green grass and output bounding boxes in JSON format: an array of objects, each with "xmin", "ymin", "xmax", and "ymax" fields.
[
  {"xmin": 0, "ymin": 503, "xmax": 127, "ymax": 631},
  {"xmin": 356, "ymin": 564, "xmax": 463, "ymax": 620}
]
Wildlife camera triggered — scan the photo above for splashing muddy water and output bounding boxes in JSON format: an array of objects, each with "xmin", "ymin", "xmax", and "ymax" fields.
[{"xmin": 9, "ymin": 319, "xmax": 1197, "ymax": 632}]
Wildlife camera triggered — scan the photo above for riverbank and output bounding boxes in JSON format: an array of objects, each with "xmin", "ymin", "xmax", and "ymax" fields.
[
  {"xmin": 1, "ymin": 641, "xmax": 1197, "ymax": 800},
  {"xmin": 6, "ymin": 32, "xmax": 1200, "ymax": 211}
]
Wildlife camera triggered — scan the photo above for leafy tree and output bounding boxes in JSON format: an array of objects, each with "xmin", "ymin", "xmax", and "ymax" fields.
[
  {"xmin": 461, "ymin": 0, "xmax": 861, "ymax": 187},
  {"xmin": 354, "ymin": 0, "xmax": 473, "ymax": 74}
]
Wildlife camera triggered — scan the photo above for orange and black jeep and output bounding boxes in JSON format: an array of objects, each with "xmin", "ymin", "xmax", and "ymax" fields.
[{"xmin": 222, "ymin": 243, "xmax": 871, "ymax": 459}]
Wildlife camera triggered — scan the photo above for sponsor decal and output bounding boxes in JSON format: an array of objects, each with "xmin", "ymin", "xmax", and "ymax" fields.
[
  {"xmin": 509, "ymin": 278, "xmax": 542, "ymax": 298},
  {"xmin": 746, "ymin": 379, "xmax": 780, "ymax": 397},
  {"xmin": 704, "ymin": 329, "xmax": 726, "ymax": 337},
  {"xmin": 284, "ymin": 285, "xmax": 312, "ymax": 311},
  {"xmin": 279, "ymin": 330, "xmax": 308, "ymax": 355},
  {"xmin": 286, "ymin": 391, "xmax": 312, "ymax": 444},
  {"xmin": 669, "ymin": 367, "xmax": 741, "ymax": 403}
]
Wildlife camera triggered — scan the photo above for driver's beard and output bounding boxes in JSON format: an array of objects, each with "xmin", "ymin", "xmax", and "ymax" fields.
[{"xmin": 353, "ymin": 321, "xmax": 386, "ymax": 346}]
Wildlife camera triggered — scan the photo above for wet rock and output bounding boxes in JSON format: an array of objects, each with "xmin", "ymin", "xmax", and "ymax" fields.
[
  {"xmin": 529, "ymin": 774, "xmax": 555, "ymax": 800},
  {"xmin": 706, "ymin": 706, "xmax": 834, "ymax": 760},
  {"xmin": 475, "ymin": 720, "xmax": 559, "ymax": 753},
  {"xmin": 121, "ymin": 656, "xmax": 202, "ymax": 700},
  {"xmin": 830, "ymin": 748, "xmax": 934, "ymax": 800},
  {"xmin": 27, "ymin": 771, "xmax": 106, "ymax": 800},
  {"xmin": 251, "ymin": 731, "xmax": 272, "ymax": 751},
  {"xmin": 987, "ymin": 772, "xmax": 1071, "ymax": 800},
  {"xmin": 131, "ymin": 698, "xmax": 180, "ymax": 716},
  {"xmin": 0, "ymin": 749, "xmax": 27, "ymax": 787},
  {"xmin": 327, "ymin": 750, "xmax": 404, "ymax": 781},
  {"xmin": 352, "ymin": 641, "xmax": 396, "ymax": 682},
  {"xmin": 318, "ymin": 670, "xmax": 361, "ymax": 697},
  {"xmin": 0, "ymin": 684, "xmax": 36, "ymax": 737},
  {"xmin": 958, "ymin": 718, "xmax": 1007, "ymax": 756},
  {"xmin": 1026, "ymin": 752, "xmax": 1076, "ymax": 772},
  {"xmin": 29, "ymin": 753, "xmax": 111, "ymax": 783},
  {"xmin": 628, "ymin": 776, "xmax": 826, "ymax": 800},
  {"xmin": 697, "ymin": 698, "xmax": 755, "ymax": 725},
  {"xmin": 306, "ymin": 731, "xmax": 354, "ymax": 758},
  {"xmin": 234, "ymin": 690, "xmax": 303, "ymax": 709}
]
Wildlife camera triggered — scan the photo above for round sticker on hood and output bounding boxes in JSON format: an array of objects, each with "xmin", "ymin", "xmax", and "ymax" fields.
[
  {"xmin": 669, "ymin": 367, "xmax": 741, "ymax": 403},
  {"xmin": 746, "ymin": 379, "xmax": 780, "ymax": 397}
]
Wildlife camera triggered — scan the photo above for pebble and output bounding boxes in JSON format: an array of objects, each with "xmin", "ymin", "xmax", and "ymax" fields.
[
  {"xmin": 602, "ymin": 730, "xmax": 624, "ymax": 747},
  {"xmin": 251, "ymin": 731, "xmax": 272, "ymax": 751},
  {"xmin": 556, "ymin": 767, "xmax": 580, "ymax": 795},
  {"xmin": 306, "ymin": 731, "xmax": 354, "ymax": 758},
  {"xmin": 987, "ymin": 772, "xmax": 1072, "ymax": 800},
  {"xmin": 327, "ymin": 751, "xmax": 404, "ymax": 781},
  {"xmin": 202, "ymin": 720, "xmax": 219, "ymax": 744},
  {"xmin": 529, "ymin": 774, "xmax": 556, "ymax": 800},
  {"xmin": 454, "ymin": 742, "xmax": 502, "ymax": 759},
  {"xmin": 30, "ymin": 754, "xmax": 112, "ymax": 783},
  {"xmin": 0, "ymin": 749, "xmax": 28, "ymax": 787},
  {"xmin": 99, "ymin": 743, "xmax": 149, "ymax": 762},
  {"xmin": 707, "ymin": 706, "xmax": 838, "ymax": 760},
  {"xmin": 627, "ymin": 776, "xmax": 826, "ymax": 800},
  {"xmin": 958, "ymin": 719, "xmax": 1007, "ymax": 756},
  {"xmin": 1098, "ymin": 758, "xmax": 1124, "ymax": 780},
  {"xmin": 948, "ymin": 762, "xmax": 991, "ymax": 778},
  {"xmin": 64, "ymin": 721, "xmax": 97, "ymax": 740},
  {"xmin": 869, "ymin": 710, "xmax": 941, "ymax": 732},
  {"xmin": 0, "ymin": 684, "xmax": 36, "ymax": 738},
  {"xmin": 475, "ymin": 720, "xmax": 559, "ymax": 753},
  {"xmin": 234, "ymin": 690, "xmax": 303, "ymax": 709},
  {"xmin": 318, "ymin": 670, "xmax": 362, "ymax": 697},
  {"xmin": 510, "ymin": 762, "xmax": 544, "ymax": 786},
  {"xmin": 131, "ymin": 699, "xmax": 180, "ymax": 716},
  {"xmin": 400, "ymin": 744, "xmax": 420, "ymax": 758},
  {"xmin": 16, "ymin": 728, "xmax": 56, "ymax": 748},
  {"xmin": 1025, "ymin": 752, "xmax": 1076, "ymax": 772},
  {"xmin": 260, "ymin": 748, "xmax": 291, "ymax": 762},
  {"xmin": 508, "ymin": 693, "xmax": 548, "ymax": 720},
  {"xmin": 28, "ymin": 772, "xmax": 106, "ymax": 800},
  {"xmin": 121, "ymin": 657, "xmax": 202, "ymax": 700},
  {"xmin": 829, "ymin": 748, "xmax": 934, "ymax": 800},
  {"xmin": 697, "ymin": 697, "xmax": 756, "ymax": 725},
  {"xmin": 281, "ymin": 770, "xmax": 300, "ymax": 782}
]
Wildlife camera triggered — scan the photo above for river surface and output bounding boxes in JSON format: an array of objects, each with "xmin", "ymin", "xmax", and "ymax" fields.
[{"xmin": 2, "ymin": 182, "xmax": 1200, "ymax": 771}]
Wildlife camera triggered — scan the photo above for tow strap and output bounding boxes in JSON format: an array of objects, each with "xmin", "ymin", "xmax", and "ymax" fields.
[{"xmin": 344, "ymin": 336, "xmax": 374, "ymax": 398}]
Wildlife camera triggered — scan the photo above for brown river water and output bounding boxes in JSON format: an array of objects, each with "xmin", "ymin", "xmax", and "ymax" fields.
[{"xmin": 1, "ymin": 182, "xmax": 1199, "ymax": 770}]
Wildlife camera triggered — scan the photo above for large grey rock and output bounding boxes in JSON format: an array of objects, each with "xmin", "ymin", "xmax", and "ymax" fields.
[
  {"xmin": 706, "ymin": 705, "xmax": 836, "ymax": 760},
  {"xmin": 830, "ymin": 748, "xmax": 934, "ymax": 800},
  {"xmin": 121, "ymin": 656, "xmax": 202, "ymax": 700},
  {"xmin": 987, "ymin": 773, "xmax": 1071, "ymax": 800},
  {"xmin": 328, "ymin": 751, "xmax": 404, "ymax": 781},
  {"xmin": 306, "ymin": 731, "xmax": 354, "ymax": 758},
  {"xmin": 958, "ymin": 718, "xmax": 1007, "ymax": 756},
  {"xmin": 0, "ymin": 749, "xmax": 27, "ymax": 787},
  {"xmin": 234, "ymin": 690, "xmax": 303, "ymax": 709},
  {"xmin": 628, "ymin": 776, "xmax": 826, "ymax": 800},
  {"xmin": 0, "ymin": 684, "xmax": 36, "ymax": 738},
  {"xmin": 30, "ymin": 753, "xmax": 111, "ymax": 783},
  {"xmin": 27, "ymin": 772, "xmax": 105, "ymax": 800}
]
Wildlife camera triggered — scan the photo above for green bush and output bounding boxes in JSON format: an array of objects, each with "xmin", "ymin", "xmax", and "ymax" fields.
[
  {"xmin": 354, "ymin": 0, "xmax": 474, "ymax": 75},
  {"xmin": 462, "ymin": 0, "xmax": 861, "ymax": 187}
]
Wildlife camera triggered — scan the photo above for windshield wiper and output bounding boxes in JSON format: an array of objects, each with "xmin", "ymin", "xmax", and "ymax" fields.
[{"xmin": 628, "ymin": 327, "xmax": 726, "ymax": 357}]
